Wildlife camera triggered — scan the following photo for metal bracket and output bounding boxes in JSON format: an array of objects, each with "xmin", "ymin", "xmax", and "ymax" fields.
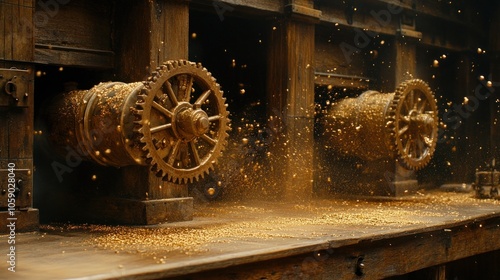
[
  {"xmin": 0, "ymin": 168, "xmax": 32, "ymax": 208},
  {"xmin": 0, "ymin": 67, "xmax": 31, "ymax": 107}
]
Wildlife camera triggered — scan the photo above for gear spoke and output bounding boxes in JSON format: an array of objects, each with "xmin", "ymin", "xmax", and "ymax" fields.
[
  {"xmin": 402, "ymin": 99, "xmax": 410, "ymax": 115},
  {"xmin": 411, "ymin": 139, "xmax": 418, "ymax": 158},
  {"xmin": 418, "ymin": 96, "xmax": 428, "ymax": 113},
  {"xmin": 407, "ymin": 90, "xmax": 415, "ymax": 109},
  {"xmin": 413, "ymin": 91, "xmax": 420, "ymax": 110},
  {"xmin": 165, "ymin": 81, "xmax": 179, "ymax": 106},
  {"xmin": 417, "ymin": 138, "xmax": 424, "ymax": 158},
  {"xmin": 398, "ymin": 125, "xmax": 409, "ymax": 136},
  {"xmin": 208, "ymin": 115, "xmax": 221, "ymax": 122},
  {"xmin": 167, "ymin": 139, "xmax": 182, "ymax": 166},
  {"xmin": 404, "ymin": 137, "xmax": 411, "ymax": 155},
  {"xmin": 177, "ymin": 74, "xmax": 194, "ymax": 102},
  {"xmin": 201, "ymin": 134, "xmax": 217, "ymax": 146},
  {"xmin": 404, "ymin": 98, "xmax": 414, "ymax": 115},
  {"xmin": 189, "ymin": 141, "xmax": 201, "ymax": 166},
  {"xmin": 152, "ymin": 101, "xmax": 174, "ymax": 118},
  {"xmin": 150, "ymin": 123, "xmax": 172, "ymax": 134},
  {"xmin": 195, "ymin": 90, "xmax": 212, "ymax": 108}
]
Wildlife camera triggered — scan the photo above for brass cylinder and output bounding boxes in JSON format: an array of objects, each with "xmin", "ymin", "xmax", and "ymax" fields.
[
  {"xmin": 322, "ymin": 79, "xmax": 438, "ymax": 170},
  {"xmin": 46, "ymin": 82, "xmax": 145, "ymax": 167},
  {"xmin": 323, "ymin": 90, "xmax": 394, "ymax": 161}
]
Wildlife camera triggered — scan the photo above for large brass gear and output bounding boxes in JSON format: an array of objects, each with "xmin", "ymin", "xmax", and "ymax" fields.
[
  {"xmin": 386, "ymin": 79, "xmax": 438, "ymax": 170},
  {"xmin": 135, "ymin": 60, "xmax": 230, "ymax": 184}
]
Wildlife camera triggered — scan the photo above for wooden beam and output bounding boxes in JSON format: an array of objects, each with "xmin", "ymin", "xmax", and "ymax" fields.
[
  {"xmin": 34, "ymin": 44, "xmax": 114, "ymax": 69},
  {"xmin": 267, "ymin": 5, "xmax": 317, "ymax": 200},
  {"xmin": 167, "ymin": 214, "xmax": 500, "ymax": 279},
  {"xmin": 190, "ymin": 0, "xmax": 281, "ymax": 15},
  {"xmin": 0, "ymin": 0, "xmax": 38, "ymax": 232}
]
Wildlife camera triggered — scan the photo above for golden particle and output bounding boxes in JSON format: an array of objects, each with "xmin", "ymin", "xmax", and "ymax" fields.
[{"xmin": 207, "ymin": 188, "xmax": 216, "ymax": 196}]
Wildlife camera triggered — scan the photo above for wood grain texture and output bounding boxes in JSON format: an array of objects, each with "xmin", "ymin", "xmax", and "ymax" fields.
[
  {"xmin": 266, "ymin": 16, "xmax": 316, "ymax": 200},
  {"xmin": 113, "ymin": 0, "xmax": 190, "ymax": 205},
  {"xmin": 32, "ymin": 0, "xmax": 113, "ymax": 67},
  {"xmin": 6, "ymin": 193, "xmax": 500, "ymax": 279},
  {"xmin": 0, "ymin": 0, "xmax": 37, "ymax": 231}
]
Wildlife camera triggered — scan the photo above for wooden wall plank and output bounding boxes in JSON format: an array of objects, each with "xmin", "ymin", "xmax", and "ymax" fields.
[
  {"xmin": 115, "ymin": 0, "xmax": 151, "ymax": 81},
  {"xmin": 32, "ymin": 0, "xmax": 113, "ymax": 67},
  {"xmin": 16, "ymin": 0, "xmax": 34, "ymax": 61},
  {"xmin": 0, "ymin": 2, "xmax": 5, "ymax": 61},
  {"xmin": 163, "ymin": 0, "xmax": 189, "ymax": 60},
  {"xmin": 34, "ymin": 46, "xmax": 114, "ymax": 69},
  {"xmin": 115, "ymin": 0, "xmax": 190, "ymax": 201},
  {"xmin": 34, "ymin": 0, "xmax": 112, "ymax": 50},
  {"xmin": 4, "ymin": 0, "xmax": 14, "ymax": 61}
]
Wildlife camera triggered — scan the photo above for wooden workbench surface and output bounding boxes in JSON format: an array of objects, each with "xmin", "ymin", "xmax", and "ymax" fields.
[{"xmin": 2, "ymin": 191, "xmax": 500, "ymax": 279}]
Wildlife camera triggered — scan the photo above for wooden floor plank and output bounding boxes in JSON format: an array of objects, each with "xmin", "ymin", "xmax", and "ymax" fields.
[{"xmin": 1, "ymin": 191, "xmax": 500, "ymax": 279}]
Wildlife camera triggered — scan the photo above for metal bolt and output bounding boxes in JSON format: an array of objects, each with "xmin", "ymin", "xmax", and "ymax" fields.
[{"xmin": 355, "ymin": 257, "xmax": 365, "ymax": 276}]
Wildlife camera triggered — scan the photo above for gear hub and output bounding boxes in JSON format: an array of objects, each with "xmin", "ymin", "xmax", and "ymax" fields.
[
  {"xmin": 46, "ymin": 60, "xmax": 230, "ymax": 184},
  {"xmin": 322, "ymin": 79, "xmax": 438, "ymax": 170}
]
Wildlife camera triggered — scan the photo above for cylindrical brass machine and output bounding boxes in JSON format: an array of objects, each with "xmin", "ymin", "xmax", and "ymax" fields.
[
  {"xmin": 46, "ymin": 60, "xmax": 230, "ymax": 183},
  {"xmin": 323, "ymin": 79, "xmax": 438, "ymax": 170}
]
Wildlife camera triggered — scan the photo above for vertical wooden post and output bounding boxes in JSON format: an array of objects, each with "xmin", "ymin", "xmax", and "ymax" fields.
[
  {"xmin": 0, "ymin": 0, "xmax": 39, "ymax": 232},
  {"xmin": 455, "ymin": 54, "xmax": 476, "ymax": 181},
  {"xmin": 395, "ymin": 40, "xmax": 417, "ymax": 85},
  {"xmin": 104, "ymin": 0, "xmax": 192, "ymax": 224},
  {"xmin": 394, "ymin": 39, "xmax": 416, "ymax": 190},
  {"xmin": 267, "ymin": 1, "xmax": 320, "ymax": 201},
  {"xmin": 388, "ymin": 20, "xmax": 420, "ymax": 195}
]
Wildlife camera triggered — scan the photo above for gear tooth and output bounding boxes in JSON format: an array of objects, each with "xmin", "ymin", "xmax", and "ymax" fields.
[
  {"xmin": 133, "ymin": 120, "xmax": 143, "ymax": 126},
  {"xmin": 155, "ymin": 170, "xmax": 163, "ymax": 178},
  {"xmin": 136, "ymin": 102, "xmax": 145, "ymax": 109},
  {"xmin": 135, "ymin": 110, "xmax": 144, "ymax": 117}
]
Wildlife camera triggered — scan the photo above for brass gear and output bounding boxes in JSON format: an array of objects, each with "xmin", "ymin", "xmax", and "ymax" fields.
[
  {"xmin": 135, "ymin": 60, "xmax": 230, "ymax": 184},
  {"xmin": 386, "ymin": 79, "xmax": 438, "ymax": 170}
]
